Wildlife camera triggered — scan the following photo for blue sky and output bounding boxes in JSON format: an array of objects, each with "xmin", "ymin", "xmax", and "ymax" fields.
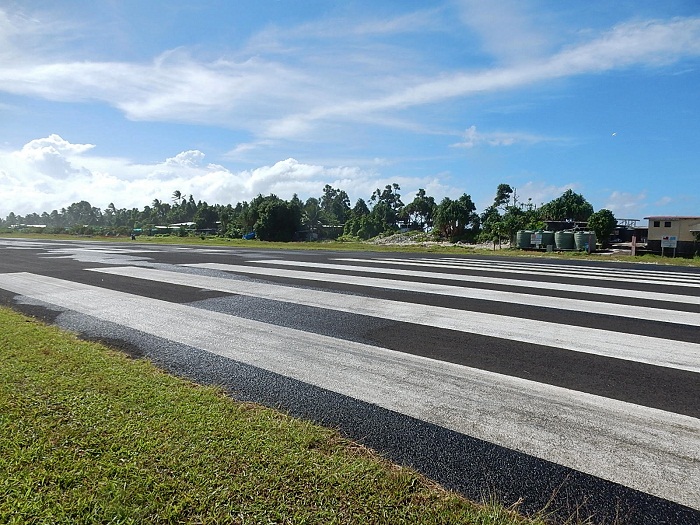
[{"xmin": 1, "ymin": 0, "xmax": 699, "ymax": 220}]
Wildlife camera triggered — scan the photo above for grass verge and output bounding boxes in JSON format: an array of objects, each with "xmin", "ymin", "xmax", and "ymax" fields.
[{"xmin": 0, "ymin": 306, "xmax": 547, "ymax": 524}]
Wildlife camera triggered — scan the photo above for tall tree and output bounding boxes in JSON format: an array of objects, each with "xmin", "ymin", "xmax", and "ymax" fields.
[
  {"xmin": 494, "ymin": 184, "xmax": 513, "ymax": 208},
  {"xmin": 370, "ymin": 183, "xmax": 403, "ymax": 230},
  {"xmin": 320, "ymin": 185, "xmax": 350, "ymax": 224},
  {"xmin": 65, "ymin": 201, "xmax": 101, "ymax": 226},
  {"xmin": 479, "ymin": 205, "xmax": 504, "ymax": 247},
  {"xmin": 194, "ymin": 202, "xmax": 219, "ymax": 230},
  {"xmin": 351, "ymin": 198, "xmax": 370, "ymax": 218},
  {"xmin": 433, "ymin": 194, "xmax": 478, "ymax": 241},
  {"xmin": 587, "ymin": 209, "xmax": 617, "ymax": 248},
  {"xmin": 403, "ymin": 189, "xmax": 436, "ymax": 231},
  {"xmin": 303, "ymin": 198, "xmax": 323, "ymax": 240},
  {"xmin": 254, "ymin": 195, "xmax": 301, "ymax": 242},
  {"xmin": 539, "ymin": 189, "xmax": 594, "ymax": 222}
]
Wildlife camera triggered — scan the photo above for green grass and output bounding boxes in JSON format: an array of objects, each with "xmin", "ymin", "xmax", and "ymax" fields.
[{"xmin": 0, "ymin": 306, "xmax": 549, "ymax": 524}]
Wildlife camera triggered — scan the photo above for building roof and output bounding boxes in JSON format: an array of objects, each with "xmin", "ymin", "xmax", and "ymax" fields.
[{"xmin": 644, "ymin": 216, "xmax": 700, "ymax": 220}]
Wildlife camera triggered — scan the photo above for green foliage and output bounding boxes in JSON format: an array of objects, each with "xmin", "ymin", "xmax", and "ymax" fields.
[
  {"xmin": 303, "ymin": 197, "xmax": 323, "ymax": 240},
  {"xmin": 403, "ymin": 188, "xmax": 436, "ymax": 231},
  {"xmin": 479, "ymin": 205, "xmax": 504, "ymax": 245},
  {"xmin": 343, "ymin": 214, "xmax": 387, "ymax": 240},
  {"xmin": 320, "ymin": 185, "xmax": 351, "ymax": 224},
  {"xmin": 433, "ymin": 194, "xmax": 478, "ymax": 242},
  {"xmin": 538, "ymin": 189, "xmax": 594, "ymax": 222},
  {"xmin": 65, "ymin": 200, "xmax": 102, "ymax": 226},
  {"xmin": 3, "ymin": 183, "xmax": 599, "ymax": 250},
  {"xmin": 477, "ymin": 183, "xmax": 520, "ymax": 246},
  {"xmin": 587, "ymin": 209, "xmax": 617, "ymax": 247},
  {"xmin": 351, "ymin": 198, "xmax": 370, "ymax": 218},
  {"xmin": 370, "ymin": 183, "xmax": 403, "ymax": 230},
  {"xmin": 253, "ymin": 195, "xmax": 302, "ymax": 242},
  {"xmin": 193, "ymin": 203, "xmax": 219, "ymax": 230},
  {"xmin": 494, "ymin": 184, "xmax": 513, "ymax": 208},
  {"xmin": 498, "ymin": 206, "xmax": 545, "ymax": 244}
]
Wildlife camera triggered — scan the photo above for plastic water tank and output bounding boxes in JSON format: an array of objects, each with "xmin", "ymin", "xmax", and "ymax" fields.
[
  {"xmin": 574, "ymin": 231, "xmax": 597, "ymax": 251},
  {"xmin": 516, "ymin": 230, "xmax": 533, "ymax": 249},
  {"xmin": 555, "ymin": 230, "xmax": 575, "ymax": 250}
]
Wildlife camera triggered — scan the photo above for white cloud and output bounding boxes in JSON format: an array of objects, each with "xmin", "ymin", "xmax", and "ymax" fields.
[
  {"xmin": 18, "ymin": 134, "xmax": 95, "ymax": 157},
  {"xmin": 165, "ymin": 150, "xmax": 205, "ymax": 168},
  {"xmin": 546, "ymin": 18, "xmax": 700, "ymax": 74},
  {"xmin": 1, "ymin": 4, "xmax": 698, "ymax": 147},
  {"xmin": 243, "ymin": 17, "xmax": 700, "ymax": 142},
  {"xmin": 514, "ymin": 181, "xmax": 578, "ymax": 208},
  {"xmin": 0, "ymin": 135, "xmax": 459, "ymax": 216},
  {"xmin": 654, "ymin": 195, "xmax": 673, "ymax": 207},
  {"xmin": 604, "ymin": 191, "xmax": 648, "ymax": 218},
  {"xmin": 452, "ymin": 125, "xmax": 561, "ymax": 148},
  {"xmin": 456, "ymin": 0, "xmax": 553, "ymax": 63},
  {"xmin": 9, "ymin": 134, "xmax": 95, "ymax": 181}
]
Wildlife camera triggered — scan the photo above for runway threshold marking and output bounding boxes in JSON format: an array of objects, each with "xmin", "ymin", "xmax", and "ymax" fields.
[
  {"xmin": 252, "ymin": 259, "xmax": 700, "ymax": 306},
  {"xmin": 91, "ymin": 265, "xmax": 700, "ymax": 373},
  {"xmin": 0, "ymin": 270, "xmax": 698, "ymax": 510},
  {"xmin": 183, "ymin": 262, "xmax": 700, "ymax": 329},
  {"xmin": 337, "ymin": 257, "xmax": 700, "ymax": 288},
  {"xmin": 409, "ymin": 256, "xmax": 700, "ymax": 282}
]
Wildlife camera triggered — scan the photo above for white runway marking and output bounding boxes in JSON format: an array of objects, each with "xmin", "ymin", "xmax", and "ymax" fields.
[
  {"xmin": 336, "ymin": 257, "xmax": 700, "ymax": 288},
  {"xmin": 184, "ymin": 262, "xmax": 700, "ymax": 329},
  {"xmin": 0, "ymin": 271, "xmax": 698, "ymax": 510},
  {"xmin": 415, "ymin": 256, "xmax": 700, "ymax": 282},
  {"xmin": 252, "ymin": 259, "xmax": 700, "ymax": 306},
  {"xmin": 91, "ymin": 265, "xmax": 700, "ymax": 372}
]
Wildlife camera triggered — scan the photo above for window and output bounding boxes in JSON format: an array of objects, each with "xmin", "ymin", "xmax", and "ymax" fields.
[
  {"xmin": 664, "ymin": 221, "xmax": 672, "ymax": 227},
  {"xmin": 654, "ymin": 221, "xmax": 660, "ymax": 227}
]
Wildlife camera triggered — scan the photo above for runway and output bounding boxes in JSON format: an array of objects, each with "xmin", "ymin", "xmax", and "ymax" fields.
[{"xmin": 0, "ymin": 238, "xmax": 698, "ymax": 524}]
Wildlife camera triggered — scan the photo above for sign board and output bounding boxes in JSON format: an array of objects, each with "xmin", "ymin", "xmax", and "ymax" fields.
[
  {"xmin": 661, "ymin": 235, "xmax": 677, "ymax": 248},
  {"xmin": 530, "ymin": 233, "xmax": 542, "ymax": 245}
]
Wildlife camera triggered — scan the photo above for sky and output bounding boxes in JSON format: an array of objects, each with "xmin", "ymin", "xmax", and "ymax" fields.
[{"xmin": 1, "ymin": 0, "xmax": 699, "ymax": 221}]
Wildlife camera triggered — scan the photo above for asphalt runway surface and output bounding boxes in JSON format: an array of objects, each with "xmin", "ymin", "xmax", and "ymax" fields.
[{"xmin": 0, "ymin": 238, "xmax": 698, "ymax": 524}]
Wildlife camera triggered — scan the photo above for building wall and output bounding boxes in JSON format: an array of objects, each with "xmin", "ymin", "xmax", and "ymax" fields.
[
  {"xmin": 646, "ymin": 239, "xmax": 697, "ymax": 256},
  {"xmin": 646, "ymin": 218, "xmax": 700, "ymax": 243},
  {"xmin": 645, "ymin": 217, "xmax": 700, "ymax": 256}
]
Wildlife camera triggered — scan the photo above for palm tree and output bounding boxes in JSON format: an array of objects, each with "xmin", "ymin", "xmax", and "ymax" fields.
[
  {"xmin": 303, "ymin": 198, "xmax": 322, "ymax": 240},
  {"xmin": 152, "ymin": 199, "xmax": 166, "ymax": 224}
]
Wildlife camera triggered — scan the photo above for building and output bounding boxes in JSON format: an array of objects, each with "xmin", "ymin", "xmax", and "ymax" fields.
[
  {"xmin": 644, "ymin": 216, "xmax": 700, "ymax": 256},
  {"xmin": 611, "ymin": 219, "xmax": 641, "ymax": 243}
]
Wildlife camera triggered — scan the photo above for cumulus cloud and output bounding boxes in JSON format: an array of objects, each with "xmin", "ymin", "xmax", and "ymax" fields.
[
  {"xmin": 165, "ymin": 150, "xmax": 205, "ymax": 168},
  {"xmin": 0, "ymin": 135, "xmax": 457, "ymax": 216},
  {"xmin": 8, "ymin": 134, "xmax": 94, "ymax": 181}
]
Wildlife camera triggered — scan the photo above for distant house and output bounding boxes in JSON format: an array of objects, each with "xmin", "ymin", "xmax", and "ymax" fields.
[{"xmin": 644, "ymin": 216, "xmax": 700, "ymax": 256}]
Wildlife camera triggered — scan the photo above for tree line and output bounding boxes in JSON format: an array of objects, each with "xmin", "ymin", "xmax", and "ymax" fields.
[{"xmin": 1, "ymin": 184, "xmax": 618, "ymax": 245}]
